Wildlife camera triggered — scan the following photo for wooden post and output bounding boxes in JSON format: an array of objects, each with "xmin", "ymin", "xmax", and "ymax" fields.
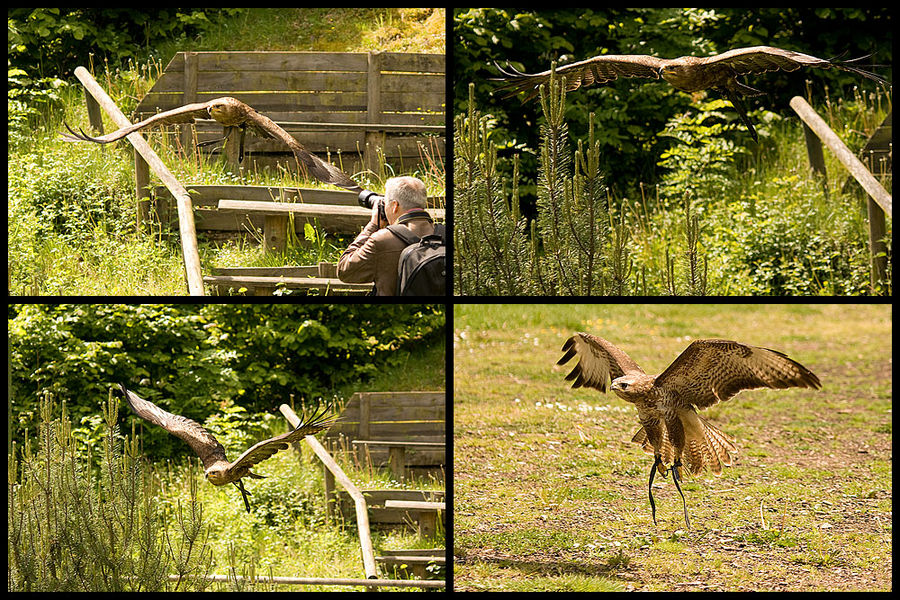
[
  {"xmin": 73, "ymin": 66, "xmax": 205, "ymax": 295},
  {"xmin": 181, "ymin": 52, "xmax": 199, "ymax": 157},
  {"xmin": 263, "ymin": 214, "xmax": 287, "ymax": 255},
  {"xmin": 223, "ymin": 125, "xmax": 242, "ymax": 174},
  {"xmin": 800, "ymin": 120, "xmax": 829, "ymax": 200},
  {"xmin": 388, "ymin": 446, "xmax": 407, "ymax": 482},
  {"xmin": 134, "ymin": 149, "xmax": 151, "ymax": 232},
  {"xmin": 85, "ymin": 93, "xmax": 103, "ymax": 134},
  {"xmin": 365, "ymin": 52, "xmax": 385, "ymax": 175}
]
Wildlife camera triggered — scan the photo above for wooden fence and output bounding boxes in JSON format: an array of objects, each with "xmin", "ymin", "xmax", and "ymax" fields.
[
  {"xmin": 135, "ymin": 51, "xmax": 445, "ymax": 175},
  {"xmin": 791, "ymin": 97, "xmax": 892, "ymax": 293}
]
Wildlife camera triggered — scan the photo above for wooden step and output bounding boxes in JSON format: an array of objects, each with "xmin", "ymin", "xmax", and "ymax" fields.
[
  {"xmin": 204, "ymin": 271, "xmax": 372, "ymax": 296},
  {"xmin": 376, "ymin": 550, "xmax": 445, "ymax": 579}
]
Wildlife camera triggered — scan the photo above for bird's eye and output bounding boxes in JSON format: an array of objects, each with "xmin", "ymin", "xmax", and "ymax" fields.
[{"xmin": 620, "ymin": 382, "xmax": 629, "ymax": 389}]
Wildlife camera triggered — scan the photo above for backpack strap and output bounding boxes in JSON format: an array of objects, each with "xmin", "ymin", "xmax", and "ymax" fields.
[{"xmin": 386, "ymin": 224, "xmax": 420, "ymax": 246}]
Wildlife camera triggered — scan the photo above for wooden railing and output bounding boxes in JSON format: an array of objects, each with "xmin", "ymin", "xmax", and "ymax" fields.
[
  {"xmin": 279, "ymin": 404, "xmax": 379, "ymax": 584},
  {"xmin": 790, "ymin": 96, "xmax": 892, "ymax": 293},
  {"xmin": 72, "ymin": 66, "xmax": 205, "ymax": 295}
]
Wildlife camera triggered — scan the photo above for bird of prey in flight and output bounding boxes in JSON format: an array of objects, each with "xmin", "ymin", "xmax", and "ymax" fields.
[
  {"xmin": 63, "ymin": 97, "xmax": 362, "ymax": 192},
  {"xmin": 119, "ymin": 384, "xmax": 336, "ymax": 513},
  {"xmin": 496, "ymin": 46, "xmax": 888, "ymax": 141},
  {"xmin": 556, "ymin": 334, "xmax": 821, "ymax": 528}
]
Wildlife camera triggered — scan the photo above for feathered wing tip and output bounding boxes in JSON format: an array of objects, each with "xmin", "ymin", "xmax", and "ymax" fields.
[
  {"xmin": 60, "ymin": 121, "xmax": 108, "ymax": 143},
  {"xmin": 295, "ymin": 400, "xmax": 340, "ymax": 435},
  {"xmin": 491, "ymin": 60, "xmax": 546, "ymax": 102},
  {"xmin": 831, "ymin": 55, "xmax": 890, "ymax": 87},
  {"xmin": 284, "ymin": 140, "xmax": 363, "ymax": 193}
]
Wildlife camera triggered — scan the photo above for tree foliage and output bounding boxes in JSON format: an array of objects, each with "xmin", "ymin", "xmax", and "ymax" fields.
[{"xmin": 9, "ymin": 304, "xmax": 444, "ymax": 460}]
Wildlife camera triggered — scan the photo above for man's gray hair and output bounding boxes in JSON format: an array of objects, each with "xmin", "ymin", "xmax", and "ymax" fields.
[{"xmin": 385, "ymin": 176, "xmax": 427, "ymax": 211}]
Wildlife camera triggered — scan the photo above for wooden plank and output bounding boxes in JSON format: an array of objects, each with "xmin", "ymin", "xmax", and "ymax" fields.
[
  {"xmin": 211, "ymin": 266, "xmax": 320, "ymax": 277},
  {"xmin": 146, "ymin": 71, "xmax": 369, "ymax": 93},
  {"xmin": 379, "ymin": 53, "xmax": 445, "ymax": 73},
  {"xmin": 376, "ymin": 555, "xmax": 445, "ymax": 565},
  {"xmin": 159, "ymin": 51, "xmax": 370, "ymax": 73},
  {"xmin": 385, "ymin": 500, "xmax": 445, "ymax": 511},
  {"xmin": 218, "ymin": 199, "xmax": 370, "ymax": 217},
  {"xmin": 352, "ymin": 441, "xmax": 445, "ymax": 448},
  {"xmin": 156, "ymin": 185, "xmax": 359, "ymax": 207},
  {"xmin": 203, "ymin": 275, "xmax": 372, "ymax": 293},
  {"xmin": 216, "ymin": 199, "xmax": 444, "ymax": 221}
]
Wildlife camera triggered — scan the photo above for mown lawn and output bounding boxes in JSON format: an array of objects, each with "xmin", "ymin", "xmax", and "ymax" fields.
[{"xmin": 453, "ymin": 304, "xmax": 891, "ymax": 591}]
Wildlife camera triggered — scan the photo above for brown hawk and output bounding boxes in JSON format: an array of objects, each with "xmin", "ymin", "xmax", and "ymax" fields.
[
  {"xmin": 557, "ymin": 334, "xmax": 821, "ymax": 527},
  {"xmin": 63, "ymin": 97, "xmax": 362, "ymax": 192},
  {"xmin": 496, "ymin": 46, "xmax": 888, "ymax": 141},
  {"xmin": 119, "ymin": 384, "xmax": 335, "ymax": 512}
]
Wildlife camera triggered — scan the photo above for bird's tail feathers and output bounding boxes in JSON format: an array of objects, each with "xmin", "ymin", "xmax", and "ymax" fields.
[{"xmin": 632, "ymin": 413, "xmax": 737, "ymax": 477}]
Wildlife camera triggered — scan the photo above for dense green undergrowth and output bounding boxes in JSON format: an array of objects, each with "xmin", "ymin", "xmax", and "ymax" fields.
[{"xmin": 454, "ymin": 76, "xmax": 891, "ymax": 296}]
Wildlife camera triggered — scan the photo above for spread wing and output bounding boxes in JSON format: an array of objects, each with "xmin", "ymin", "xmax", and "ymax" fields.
[
  {"xmin": 61, "ymin": 102, "xmax": 216, "ymax": 144},
  {"xmin": 495, "ymin": 54, "xmax": 667, "ymax": 102},
  {"xmin": 245, "ymin": 108, "xmax": 362, "ymax": 192},
  {"xmin": 654, "ymin": 339, "xmax": 821, "ymax": 409},
  {"xmin": 119, "ymin": 383, "xmax": 227, "ymax": 469},
  {"xmin": 227, "ymin": 404, "xmax": 337, "ymax": 474},
  {"xmin": 557, "ymin": 332, "xmax": 645, "ymax": 392},
  {"xmin": 701, "ymin": 46, "xmax": 887, "ymax": 85}
]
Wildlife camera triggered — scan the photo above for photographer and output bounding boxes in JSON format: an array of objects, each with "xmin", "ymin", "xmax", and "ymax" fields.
[{"xmin": 337, "ymin": 176, "xmax": 439, "ymax": 295}]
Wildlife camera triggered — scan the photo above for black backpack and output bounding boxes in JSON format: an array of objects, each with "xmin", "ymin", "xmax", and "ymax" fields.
[{"xmin": 387, "ymin": 223, "xmax": 446, "ymax": 296}]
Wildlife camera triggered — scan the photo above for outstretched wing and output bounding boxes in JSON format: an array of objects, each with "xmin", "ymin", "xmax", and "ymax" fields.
[
  {"xmin": 495, "ymin": 54, "xmax": 667, "ymax": 102},
  {"xmin": 244, "ymin": 108, "xmax": 362, "ymax": 192},
  {"xmin": 119, "ymin": 384, "xmax": 228, "ymax": 469},
  {"xmin": 557, "ymin": 332, "xmax": 646, "ymax": 392},
  {"xmin": 227, "ymin": 404, "xmax": 337, "ymax": 474},
  {"xmin": 654, "ymin": 339, "xmax": 821, "ymax": 409},
  {"xmin": 61, "ymin": 102, "xmax": 215, "ymax": 144},
  {"xmin": 702, "ymin": 46, "xmax": 887, "ymax": 85}
]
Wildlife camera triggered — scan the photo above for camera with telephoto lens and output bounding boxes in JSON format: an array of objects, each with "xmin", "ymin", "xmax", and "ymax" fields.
[{"xmin": 358, "ymin": 190, "xmax": 387, "ymax": 224}]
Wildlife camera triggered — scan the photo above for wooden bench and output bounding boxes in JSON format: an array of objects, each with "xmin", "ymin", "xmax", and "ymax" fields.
[
  {"xmin": 351, "ymin": 440, "xmax": 446, "ymax": 482},
  {"xmin": 334, "ymin": 489, "xmax": 445, "ymax": 530},
  {"xmin": 134, "ymin": 51, "xmax": 445, "ymax": 178},
  {"xmin": 324, "ymin": 392, "xmax": 446, "ymax": 478},
  {"xmin": 204, "ymin": 264, "xmax": 373, "ymax": 296},
  {"xmin": 153, "ymin": 184, "xmax": 445, "ymax": 249}
]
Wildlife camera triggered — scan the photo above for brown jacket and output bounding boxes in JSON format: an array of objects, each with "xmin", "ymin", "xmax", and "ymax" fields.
[{"xmin": 337, "ymin": 217, "xmax": 435, "ymax": 295}]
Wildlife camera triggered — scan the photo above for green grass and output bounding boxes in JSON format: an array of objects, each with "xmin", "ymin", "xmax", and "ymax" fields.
[
  {"xmin": 453, "ymin": 304, "xmax": 892, "ymax": 591},
  {"xmin": 9, "ymin": 8, "xmax": 445, "ymax": 296}
]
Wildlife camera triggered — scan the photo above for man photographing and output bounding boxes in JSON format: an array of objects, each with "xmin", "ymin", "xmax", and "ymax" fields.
[{"xmin": 337, "ymin": 176, "xmax": 444, "ymax": 296}]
